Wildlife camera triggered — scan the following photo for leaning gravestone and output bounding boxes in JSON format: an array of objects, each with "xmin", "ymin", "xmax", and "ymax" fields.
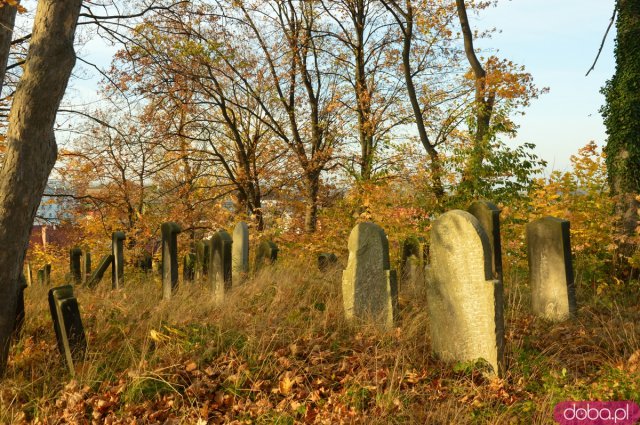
[
  {"xmin": 69, "ymin": 247, "xmax": 82, "ymax": 285},
  {"xmin": 527, "ymin": 216, "xmax": 576, "ymax": 321},
  {"xmin": 426, "ymin": 210, "xmax": 504, "ymax": 376},
  {"xmin": 112, "ymin": 231, "xmax": 125, "ymax": 289},
  {"xmin": 81, "ymin": 250, "xmax": 92, "ymax": 286},
  {"xmin": 232, "ymin": 222, "xmax": 249, "ymax": 286},
  {"xmin": 254, "ymin": 240, "xmax": 278, "ymax": 273},
  {"xmin": 318, "ymin": 253, "xmax": 338, "ymax": 272},
  {"xmin": 48, "ymin": 285, "xmax": 87, "ymax": 375},
  {"xmin": 209, "ymin": 230, "xmax": 232, "ymax": 304},
  {"xmin": 342, "ymin": 222, "xmax": 398, "ymax": 330},
  {"xmin": 161, "ymin": 222, "xmax": 182, "ymax": 300},
  {"xmin": 87, "ymin": 254, "xmax": 114, "ymax": 288}
]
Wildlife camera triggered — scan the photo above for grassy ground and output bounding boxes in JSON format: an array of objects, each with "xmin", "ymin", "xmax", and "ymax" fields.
[{"xmin": 1, "ymin": 260, "xmax": 639, "ymax": 424}]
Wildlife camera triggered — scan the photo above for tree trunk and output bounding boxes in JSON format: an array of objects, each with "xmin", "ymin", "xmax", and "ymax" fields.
[
  {"xmin": 0, "ymin": 4, "xmax": 17, "ymax": 93},
  {"xmin": 0, "ymin": 0, "xmax": 82, "ymax": 376},
  {"xmin": 304, "ymin": 173, "xmax": 320, "ymax": 233}
]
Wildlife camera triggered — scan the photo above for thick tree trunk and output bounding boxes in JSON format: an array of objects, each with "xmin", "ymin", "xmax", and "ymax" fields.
[
  {"xmin": 304, "ymin": 173, "xmax": 320, "ymax": 233},
  {"xmin": 0, "ymin": 4, "xmax": 17, "ymax": 93},
  {"xmin": 0, "ymin": 0, "xmax": 82, "ymax": 376}
]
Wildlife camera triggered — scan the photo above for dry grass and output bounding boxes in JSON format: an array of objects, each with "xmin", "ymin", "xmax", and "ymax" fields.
[{"xmin": 1, "ymin": 258, "xmax": 639, "ymax": 424}]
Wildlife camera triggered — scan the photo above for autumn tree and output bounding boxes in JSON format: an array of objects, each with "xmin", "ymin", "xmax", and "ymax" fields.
[{"xmin": 601, "ymin": 0, "xmax": 640, "ymax": 248}]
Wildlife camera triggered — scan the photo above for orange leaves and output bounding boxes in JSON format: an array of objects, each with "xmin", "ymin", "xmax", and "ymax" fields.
[{"xmin": 0, "ymin": 0, "xmax": 26, "ymax": 14}]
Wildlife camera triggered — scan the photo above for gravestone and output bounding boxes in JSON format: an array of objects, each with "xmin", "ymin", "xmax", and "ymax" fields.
[
  {"xmin": 254, "ymin": 240, "xmax": 278, "ymax": 272},
  {"xmin": 48, "ymin": 285, "xmax": 87, "ymax": 375},
  {"xmin": 183, "ymin": 253, "xmax": 196, "ymax": 282},
  {"xmin": 426, "ymin": 210, "xmax": 504, "ymax": 376},
  {"xmin": 342, "ymin": 222, "xmax": 398, "ymax": 329},
  {"xmin": 195, "ymin": 240, "xmax": 208, "ymax": 281},
  {"xmin": 69, "ymin": 247, "xmax": 82, "ymax": 285},
  {"xmin": 87, "ymin": 254, "xmax": 114, "ymax": 288},
  {"xmin": 81, "ymin": 250, "xmax": 91, "ymax": 286},
  {"xmin": 25, "ymin": 263, "xmax": 32, "ymax": 287},
  {"xmin": 318, "ymin": 253, "xmax": 338, "ymax": 272},
  {"xmin": 527, "ymin": 216, "xmax": 576, "ymax": 321},
  {"xmin": 232, "ymin": 222, "xmax": 249, "ymax": 285},
  {"xmin": 112, "ymin": 231, "xmax": 125, "ymax": 289},
  {"xmin": 161, "ymin": 222, "xmax": 182, "ymax": 300},
  {"xmin": 37, "ymin": 268, "xmax": 45, "ymax": 286},
  {"xmin": 400, "ymin": 236, "xmax": 427, "ymax": 285},
  {"xmin": 209, "ymin": 230, "xmax": 232, "ymax": 304},
  {"xmin": 44, "ymin": 264, "xmax": 51, "ymax": 286}
]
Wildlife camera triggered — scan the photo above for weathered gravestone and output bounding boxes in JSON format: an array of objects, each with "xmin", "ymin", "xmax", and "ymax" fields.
[
  {"xmin": 87, "ymin": 254, "xmax": 114, "ymax": 288},
  {"xmin": 161, "ymin": 222, "xmax": 182, "ymax": 299},
  {"xmin": 527, "ymin": 216, "xmax": 576, "ymax": 321},
  {"xmin": 400, "ymin": 236, "xmax": 427, "ymax": 285},
  {"xmin": 426, "ymin": 210, "xmax": 504, "ymax": 376},
  {"xmin": 81, "ymin": 250, "xmax": 91, "ymax": 286},
  {"xmin": 209, "ymin": 230, "xmax": 232, "ymax": 304},
  {"xmin": 183, "ymin": 253, "xmax": 196, "ymax": 282},
  {"xmin": 195, "ymin": 240, "xmax": 209, "ymax": 281},
  {"xmin": 112, "ymin": 231, "xmax": 125, "ymax": 289},
  {"xmin": 254, "ymin": 240, "xmax": 278, "ymax": 273},
  {"xmin": 232, "ymin": 222, "xmax": 249, "ymax": 285},
  {"xmin": 37, "ymin": 268, "xmax": 45, "ymax": 286},
  {"xmin": 318, "ymin": 253, "xmax": 338, "ymax": 272},
  {"xmin": 44, "ymin": 264, "xmax": 51, "ymax": 286},
  {"xmin": 48, "ymin": 285, "xmax": 87, "ymax": 375},
  {"xmin": 69, "ymin": 247, "xmax": 82, "ymax": 285},
  {"xmin": 342, "ymin": 222, "xmax": 398, "ymax": 329}
]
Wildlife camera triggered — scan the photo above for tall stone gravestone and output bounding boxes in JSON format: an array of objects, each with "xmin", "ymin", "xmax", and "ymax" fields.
[
  {"xmin": 400, "ymin": 236, "xmax": 426, "ymax": 285},
  {"xmin": 232, "ymin": 222, "xmax": 249, "ymax": 285},
  {"xmin": 25, "ymin": 263, "xmax": 32, "ymax": 287},
  {"xmin": 44, "ymin": 264, "xmax": 51, "ymax": 286},
  {"xmin": 195, "ymin": 240, "xmax": 209, "ymax": 282},
  {"xmin": 37, "ymin": 268, "xmax": 45, "ymax": 286},
  {"xmin": 254, "ymin": 240, "xmax": 278, "ymax": 273},
  {"xmin": 161, "ymin": 222, "xmax": 182, "ymax": 299},
  {"xmin": 209, "ymin": 230, "xmax": 232, "ymax": 304},
  {"xmin": 81, "ymin": 250, "xmax": 91, "ymax": 286},
  {"xmin": 87, "ymin": 255, "xmax": 114, "ymax": 288},
  {"xmin": 183, "ymin": 253, "xmax": 196, "ymax": 282},
  {"xmin": 527, "ymin": 216, "xmax": 576, "ymax": 321},
  {"xmin": 426, "ymin": 210, "xmax": 504, "ymax": 376},
  {"xmin": 112, "ymin": 231, "xmax": 125, "ymax": 289},
  {"xmin": 69, "ymin": 247, "xmax": 82, "ymax": 285},
  {"xmin": 342, "ymin": 222, "xmax": 398, "ymax": 329},
  {"xmin": 48, "ymin": 285, "xmax": 87, "ymax": 375}
]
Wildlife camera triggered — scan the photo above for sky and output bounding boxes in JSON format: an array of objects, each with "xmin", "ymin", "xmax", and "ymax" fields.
[
  {"xmin": 473, "ymin": 0, "xmax": 617, "ymax": 174},
  {"xmin": 66, "ymin": 0, "xmax": 618, "ymax": 176}
]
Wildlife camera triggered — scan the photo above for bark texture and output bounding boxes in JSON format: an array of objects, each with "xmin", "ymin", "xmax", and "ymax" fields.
[{"xmin": 0, "ymin": 0, "xmax": 82, "ymax": 376}]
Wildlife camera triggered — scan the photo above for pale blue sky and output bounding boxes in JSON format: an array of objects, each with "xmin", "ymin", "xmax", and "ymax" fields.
[{"xmin": 473, "ymin": 0, "xmax": 616, "ymax": 173}]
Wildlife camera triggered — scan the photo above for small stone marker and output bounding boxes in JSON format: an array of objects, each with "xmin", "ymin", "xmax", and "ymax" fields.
[
  {"xmin": 232, "ymin": 222, "xmax": 249, "ymax": 285},
  {"xmin": 209, "ymin": 230, "xmax": 232, "ymax": 304},
  {"xmin": 48, "ymin": 285, "xmax": 87, "ymax": 375},
  {"xmin": 527, "ymin": 216, "xmax": 576, "ymax": 321},
  {"xmin": 342, "ymin": 222, "xmax": 398, "ymax": 329},
  {"xmin": 426, "ymin": 210, "xmax": 504, "ymax": 376},
  {"xmin": 183, "ymin": 253, "xmax": 196, "ymax": 282},
  {"xmin": 25, "ymin": 263, "xmax": 32, "ymax": 287},
  {"xmin": 87, "ymin": 254, "xmax": 114, "ymax": 288},
  {"xmin": 161, "ymin": 222, "xmax": 182, "ymax": 299},
  {"xmin": 69, "ymin": 247, "xmax": 82, "ymax": 285},
  {"xmin": 254, "ymin": 240, "xmax": 278, "ymax": 272},
  {"xmin": 112, "ymin": 231, "xmax": 125, "ymax": 289},
  {"xmin": 44, "ymin": 264, "xmax": 51, "ymax": 286},
  {"xmin": 318, "ymin": 253, "xmax": 338, "ymax": 271},
  {"xmin": 81, "ymin": 250, "xmax": 91, "ymax": 286}
]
